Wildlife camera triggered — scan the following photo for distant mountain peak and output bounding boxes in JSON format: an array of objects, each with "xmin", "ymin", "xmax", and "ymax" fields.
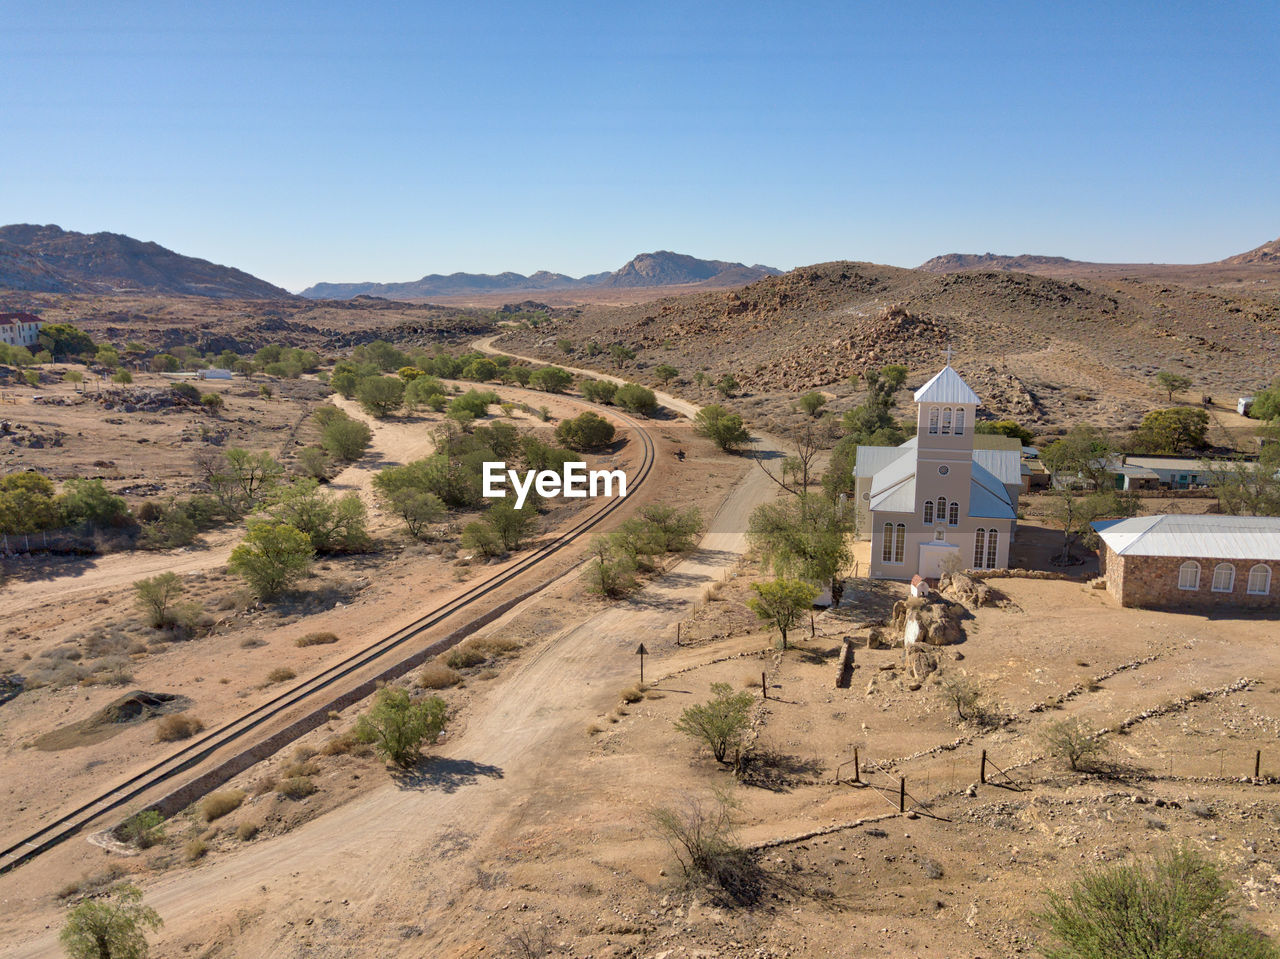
[
  {"xmin": 917, "ymin": 252, "xmax": 1082, "ymax": 273},
  {"xmin": 0, "ymin": 223, "xmax": 291, "ymax": 299},
  {"xmin": 1220, "ymin": 236, "xmax": 1280, "ymax": 265},
  {"xmin": 300, "ymin": 251, "xmax": 781, "ymax": 300}
]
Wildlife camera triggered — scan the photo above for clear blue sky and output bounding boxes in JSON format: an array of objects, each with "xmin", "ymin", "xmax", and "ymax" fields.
[{"xmin": 3, "ymin": 1, "xmax": 1277, "ymax": 291}]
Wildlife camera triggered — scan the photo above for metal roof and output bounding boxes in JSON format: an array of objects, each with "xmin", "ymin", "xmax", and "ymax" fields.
[
  {"xmin": 854, "ymin": 444, "xmax": 911, "ymax": 479},
  {"xmin": 869, "ymin": 452, "xmax": 917, "ymax": 497},
  {"xmin": 972, "ymin": 448, "xmax": 1021, "ymax": 486},
  {"xmin": 869, "ymin": 477, "xmax": 917, "ymax": 513},
  {"xmin": 1123, "ymin": 456, "xmax": 1217, "ymax": 473},
  {"xmin": 1093, "ymin": 515, "xmax": 1280, "ymax": 560},
  {"xmin": 913, "ymin": 365, "xmax": 981, "ymax": 406}
]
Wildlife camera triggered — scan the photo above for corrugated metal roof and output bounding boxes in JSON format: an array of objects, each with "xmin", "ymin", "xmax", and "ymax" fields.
[
  {"xmin": 913, "ymin": 365, "xmax": 981, "ymax": 406},
  {"xmin": 869, "ymin": 477, "xmax": 917, "ymax": 513},
  {"xmin": 869, "ymin": 453, "xmax": 917, "ymax": 497},
  {"xmin": 973, "ymin": 449, "xmax": 1020, "ymax": 486},
  {"xmin": 1123, "ymin": 456, "xmax": 1217, "ymax": 473},
  {"xmin": 854, "ymin": 444, "xmax": 911, "ymax": 479},
  {"xmin": 1093, "ymin": 515, "xmax": 1280, "ymax": 560},
  {"xmin": 969, "ymin": 482, "xmax": 1017, "ymax": 519}
]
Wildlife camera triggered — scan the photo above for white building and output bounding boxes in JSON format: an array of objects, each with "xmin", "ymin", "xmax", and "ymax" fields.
[
  {"xmin": 0, "ymin": 313, "xmax": 42, "ymax": 349},
  {"xmin": 855, "ymin": 363, "xmax": 1020, "ymax": 580}
]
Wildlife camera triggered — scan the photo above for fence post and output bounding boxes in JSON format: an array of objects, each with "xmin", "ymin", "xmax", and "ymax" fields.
[
  {"xmin": 1256, "ymin": 750, "xmax": 1262, "ymax": 779},
  {"xmin": 853, "ymin": 747, "xmax": 860, "ymax": 783},
  {"xmin": 980, "ymin": 749, "xmax": 987, "ymax": 785},
  {"xmin": 761, "ymin": 672, "xmax": 767, "ymax": 699},
  {"xmin": 899, "ymin": 777, "xmax": 906, "ymax": 813}
]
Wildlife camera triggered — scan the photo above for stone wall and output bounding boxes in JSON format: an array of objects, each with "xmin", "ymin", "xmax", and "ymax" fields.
[{"xmin": 1104, "ymin": 547, "xmax": 1279, "ymax": 609}]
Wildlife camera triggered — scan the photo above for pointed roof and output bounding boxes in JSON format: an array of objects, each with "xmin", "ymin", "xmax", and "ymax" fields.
[{"xmin": 913, "ymin": 365, "xmax": 981, "ymax": 406}]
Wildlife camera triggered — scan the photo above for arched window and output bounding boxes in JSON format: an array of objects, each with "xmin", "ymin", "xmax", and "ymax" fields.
[
  {"xmin": 955, "ymin": 408, "xmax": 965, "ymax": 435},
  {"xmin": 1248, "ymin": 564, "xmax": 1272, "ymax": 596},
  {"xmin": 881, "ymin": 523, "xmax": 894, "ymax": 564},
  {"xmin": 948, "ymin": 501, "xmax": 959, "ymax": 526},
  {"xmin": 986, "ymin": 529, "xmax": 998, "ymax": 568},
  {"xmin": 973, "ymin": 529, "xmax": 986, "ymax": 568},
  {"xmin": 894, "ymin": 523, "xmax": 906, "ymax": 563},
  {"xmin": 1178, "ymin": 561, "xmax": 1200, "ymax": 591},
  {"xmin": 937, "ymin": 497, "xmax": 947, "ymax": 523},
  {"xmin": 923, "ymin": 501, "xmax": 934, "ymax": 524},
  {"xmin": 1212, "ymin": 563, "xmax": 1236, "ymax": 593},
  {"xmin": 941, "ymin": 408, "xmax": 952, "ymax": 435},
  {"xmin": 928, "ymin": 407, "xmax": 939, "ymax": 434}
]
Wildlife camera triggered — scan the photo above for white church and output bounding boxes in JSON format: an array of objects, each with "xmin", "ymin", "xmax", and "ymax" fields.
[{"xmin": 851, "ymin": 363, "xmax": 1021, "ymax": 580}]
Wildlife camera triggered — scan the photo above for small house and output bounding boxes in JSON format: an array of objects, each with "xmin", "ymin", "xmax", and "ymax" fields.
[{"xmin": 198, "ymin": 368, "xmax": 233, "ymax": 380}]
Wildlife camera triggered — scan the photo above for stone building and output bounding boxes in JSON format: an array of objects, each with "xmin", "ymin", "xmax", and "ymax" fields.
[{"xmin": 1093, "ymin": 514, "xmax": 1280, "ymax": 609}]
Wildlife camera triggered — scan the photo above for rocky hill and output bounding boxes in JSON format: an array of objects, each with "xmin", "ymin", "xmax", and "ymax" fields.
[
  {"xmin": 1221, "ymin": 236, "xmax": 1280, "ymax": 265},
  {"xmin": 501, "ymin": 258, "xmax": 1280, "ymax": 436},
  {"xmin": 0, "ymin": 224, "xmax": 292, "ymax": 299},
  {"xmin": 301, "ymin": 251, "xmax": 780, "ymax": 300},
  {"xmin": 917, "ymin": 253, "xmax": 1084, "ymax": 273}
]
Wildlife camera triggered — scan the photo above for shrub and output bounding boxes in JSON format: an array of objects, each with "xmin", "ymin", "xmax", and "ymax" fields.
[
  {"xmin": 461, "ymin": 520, "xmax": 503, "ymax": 558},
  {"xmin": 171, "ymin": 382, "xmax": 201, "ymax": 403},
  {"xmin": 183, "ymin": 838, "xmax": 208, "ymax": 861},
  {"xmin": 555, "ymin": 410, "xmax": 616, "ymax": 451},
  {"xmin": 418, "ymin": 662, "xmax": 463, "ymax": 689},
  {"xmin": 295, "ymin": 445, "xmax": 331, "ymax": 479},
  {"xmin": 60, "ymin": 883, "xmax": 162, "ymax": 959},
  {"xmin": 1042, "ymin": 717, "xmax": 1109, "ymax": 772},
  {"xmin": 354, "ymin": 686, "xmax": 448, "ymax": 768},
  {"xmin": 235, "ymin": 822, "xmax": 259, "ymax": 841},
  {"xmin": 674, "ymin": 682, "xmax": 755, "ymax": 765},
  {"xmin": 319, "ymin": 411, "xmax": 373, "ymax": 462},
  {"xmin": 621, "ymin": 686, "xmax": 644, "ymax": 704},
  {"xmin": 263, "ymin": 479, "xmax": 369, "ymax": 554},
  {"xmin": 355, "ymin": 375, "xmax": 405, "ymax": 417},
  {"xmin": 694, "ymin": 404, "xmax": 750, "ymax": 452},
  {"xmin": 651, "ymin": 789, "xmax": 759, "ymax": 905},
  {"xmin": 228, "ymin": 522, "xmax": 314, "ymax": 598},
  {"xmin": 201, "ymin": 790, "xmax": 246, "ymax": 822},
  {"xmin": 276, "ymin": 776, "xmax": 317, "ymax": 800},
  {"xmin": 581, "ymin": 553, "xmax": 639, "ymax": 599},
  {"xmin": 295, "ymin": 631, "xmax": 339, "ymax": 647},
  {"xmin": 265, "ymin": 667, "xmax": 297, "ymax": 684},
  {"xmin": 580, "ymin": 379, "xmax": 617, "ymax": 404},
  {"xmin": 200, "ymin": 392, "xmax": 224, "ymax": 411},
  {"xmin": 613, "ymin": 383, "xmax": 657, "ymax": 415},
  {"xmin": 1041, "ymin": 847, "xmax": 1278, "ymax": 959},
  {"xmin": 939, "ymin": 673, "xmax": 984, "ymax": 722},
  {"xmin": 134, "ymin": 572, "xmax": 185, "ymax": 628},
  {"xmin": 155, "ymin": 713, "xmax": 204, "ymax": 742},
  {"xmin": 528, "ymin": 366, "xmax": 573, "ymax": 393},
  {"xmin": 112, "ymin": 369, "xmax": 133, "ymax": 385},
  {"xmin": 120, "ymin": 810, "xmax": 166, "ymax": 849},
  {"xmin": 445, "ymin": 646, "xmax": 487, "ymax": 669}
]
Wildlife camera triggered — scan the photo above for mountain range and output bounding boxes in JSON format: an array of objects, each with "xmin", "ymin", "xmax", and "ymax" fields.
[
  {"xmin": 0, "ymin": 224, "xmax": 292, "ymax": 299},
  {"xmin": 917, "ymin": 236, "xmax": 1280, "ymax": 274},
  {"xmin": 299, "ymin": 251, "xmax": 783, "ymax": 300}
]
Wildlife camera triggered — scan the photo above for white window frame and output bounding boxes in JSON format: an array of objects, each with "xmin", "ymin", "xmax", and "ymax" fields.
[
  {"xmin": 1178, "ymin": 561, "xmax": 1201, "ymax": 591},
  {"xmin": 1247, "ymin": 564, "xmax": 1272, "ymax": 596},
  {"xmin": 986, "ymin": 528, "xmax": 998, "ymax": 568},
  {"xmin": 923, "ymin": 501, "xmax": 934, "ymax": 524},
  {"xmin": 948, "ymin": 501, "xmax": 959, "ymax": 526},
  {"xmin": 928, "ymin": 407, "xmax": 939, "ymax": 435},
  {"xmin": 1212, "ymin": 563, "xmax": 1235, "ymax": 593},
  {"xmin": 893, "ymin": 523, "xmax": 906, "ymax": 564},
  {"xmin": 941, "ymin": 407, "xmax": 952, "ymax": 435},
  {"xmin": 881, "ymin": 523, "xmax": 894, "ymax": 564},
  {"xmin": 973, "ymin": 529, "xmax": 986, "ymax": 569},
  {"xmin": 954, "ymin": 408, "xmax": 965, "ymax": 435}
]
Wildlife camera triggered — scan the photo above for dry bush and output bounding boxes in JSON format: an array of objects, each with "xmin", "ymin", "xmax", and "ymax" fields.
[
  {"xmin": 281, "ymin": 759, "xmax": 318, "ymax": 779},
  {"xmin": 155, "ymin": 713, "xmax": 204, "ymax": 742},
  {"xmin": 240, "ymin": 637, "xmax": 266, "ymax": 648},
  {"xmin": 183, "ymin": 838, "xmax": 208, "ymax": 861},
  {"xmin": 467, "ymin": 636, "xmax": 520, "ymax": 658},
  {"xmin": 55, "ymin": 862, "xmax": 131, "ymax": 900},
  {"xmin": 586, "ymin": 722, "xmax": 603, "ymax": 737},
  {"xmin": 321, "ymin": 732, "xmax": 357, "ymax": 756},
  {"xmin": 252, "ymin": 775, "xmax": 278, "ymax": 796},
  {"xmin": 201, "ymin": 790, "xmax": 245, "ymax": 822},
  {"xmin": 417, "ymin": 662, "xmax": 463, "ymax": 689},
  {"xmin": 620, "ymin": 686, "xmax": 644, "ymax": 704},
  {"xmin": 702, "ymin": 582, "xmax": 725, "ymax": 602},
  {"xmin": 295, "ymin": 631, "xmax": 339, "ymax": 648},
  {"xmin": 235, "ymin": 822, "xmax": 259, "ymax": 841},
  {"xmin": 293, "ymin": 745, "xmax": 317, "ymax": 762},
  {"xmin": 444, "ymin": 646, "xmax": 486, "ymax": 669},
  {"xmin": 265, "ymin": 667, "xmax": 296, "ymax": 684},
  {"xmin": 277, "ymin": 776, "xmax": 316, "ymax": 800}
]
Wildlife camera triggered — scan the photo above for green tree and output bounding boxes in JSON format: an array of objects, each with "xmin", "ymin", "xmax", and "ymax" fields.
[
  {"xmin": 1154, "ymin": 370, "xmax": 1193, "ymax": 403},
  {"xmin": 0, "ymin": 472, "xmax": 61, "ymax": 534},
  {"xmin": 674, "ymin": 682, "xmax": 755, "ymax": 765},
  {"xmin": 38, "ymin": 322, "xmax": 95, "ymax": 359},
  {"xmin": 262, "ymin": 480, "xmax": 370, "ymax": 553},
  {"xmin": 555, "ymin": 410, "xmax": 616, "ymax": 451},
  {"xmin": 355, "ymin": 376, "xmax": 405, "ymax": 418},
  {"xmin": 1130, "ymin": 407, "xmax": 1209, "ymax": 454},
  {"xmin": 528, "ymin": 366, "xmax": 573, "ymax": 393},
  {"xmin": 695, "ymin": 405, "xmax": 750, "ymax": 452},
  {"xmin": 1042, "ymin": 717, "xmax": 1109, "ymax": 773},
  {"xmin": 403, "ymin": 374, "xmax": 447, "ymax": 411},
  {"xmin": 481, "ymin": 497, "xmax": 538, "ymax": 550},
  {"xmin": 112, "ymin": 369, "xmax": 133, "ymax": 385},
  {"xmin": 208, "ymin": 448, "xmax": 283, "ymax": 513},
  {"xmin": 1048, "ymin": 488, "xmax": 1138, "ymax": 563},
  {"xmin": 580, "ymin": 379, "xmax": 618, "ymax": 405},
  {"xmin": 841, "ymin": 365, "xmax": 906, "ymax": 447},
  {"xmin": 60, "ymin": 883, "xmax": 162, "ymax": 959},
  {"xmin": 1041, "ymin": 425, "xmax": 1114, "ymax": 490},
  {"xmin": 796, "ymin": 392, "xmax": 827, "ymax": 417},
  {"xmin": 448, "ymin": 389, "xmax": 499, "ymax": 419},
  {"xmin": 715, "ymin": 373, "xmax": 739, "ymax": 398},
  {"xmin": 653, "ymin": 364, "xmax": 678, "ymax": 385},
  {"xmin": 330, "ymin": 370, "xmax": 359, "ymax": 399},
  {"xmin": 1206, "ymin": 455, "xmax": 1280, "ymax": 516},
  {"xmin": 975, "ymin": 419, "xmax": 1035, "ymax": 444},
  {"xmin": 354, "ymin": 686, "xmax": 448, "ymax": 768},
  {"xmin": 614, "ymin": 383, "xmax": 657, "ymax": 415},
  {"xmin": 462, "ymin": 357, "xmax": 499, "ymax": 382},
  {"xmin": 1250, "ymin": 378, "xmax": 1280, "ymax": 422},
  {"xmin": 609, "ymin": 343, "xmax": 636, "ymax": 368},
  {"xmin": 134, "ymin": 572, "xmax": 185, "ymax": 628},
  {"xmin": 319, "ymin": 412, "xmax": 372, "ymax": 462},
  {"xmin": 228, "ymin": 522, "xmax": 314, "ymax": 597},
  {"xmin": 581, "ymin": 535, "xmax": 639, "ymax": 598},
  {"xmin": 58, "ymin": 479, "xmax": 130, "ymax": 527},
  {"xmin": 1041, "ymin": 847, "xmax": 1278, "ymax": 959},
  {"xmin": 747, "ymin": 578, "xmax": 817, "ymax": 650},
  {"xmin": 638, "ymin": 504, "xmax": 703, "ymax": 552},
  {"xmin": 748, "ymin": 495, "xmax": 852, "ymax": 605}
]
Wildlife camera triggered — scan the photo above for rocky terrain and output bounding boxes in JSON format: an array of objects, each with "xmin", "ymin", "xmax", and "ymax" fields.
[
  {"xmin": 300, "ymin": 250, "xmax": 782, "ymax": 300},
  {"xmin": 0, "ymin": 224, "xmax": 292, "ymax": 299}
]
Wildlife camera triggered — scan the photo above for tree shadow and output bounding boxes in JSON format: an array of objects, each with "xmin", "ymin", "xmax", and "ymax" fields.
[
  {"xmin": 392, "ymin": 756, "xmax": 505, "ymax": 794},
  {"xmin": 738, "ymin": 744, "xmax": 826, "ymax": 793}
]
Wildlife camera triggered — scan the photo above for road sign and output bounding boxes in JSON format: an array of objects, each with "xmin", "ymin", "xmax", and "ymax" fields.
[{"xmin": 635, "ymin": 643, "xmax": 647, "ymax": 684}]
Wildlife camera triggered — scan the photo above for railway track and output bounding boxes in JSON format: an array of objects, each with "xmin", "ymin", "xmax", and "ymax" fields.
[{"xmin": 0, "ymin": 403, "xmax": 655, "ymax": 875}]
